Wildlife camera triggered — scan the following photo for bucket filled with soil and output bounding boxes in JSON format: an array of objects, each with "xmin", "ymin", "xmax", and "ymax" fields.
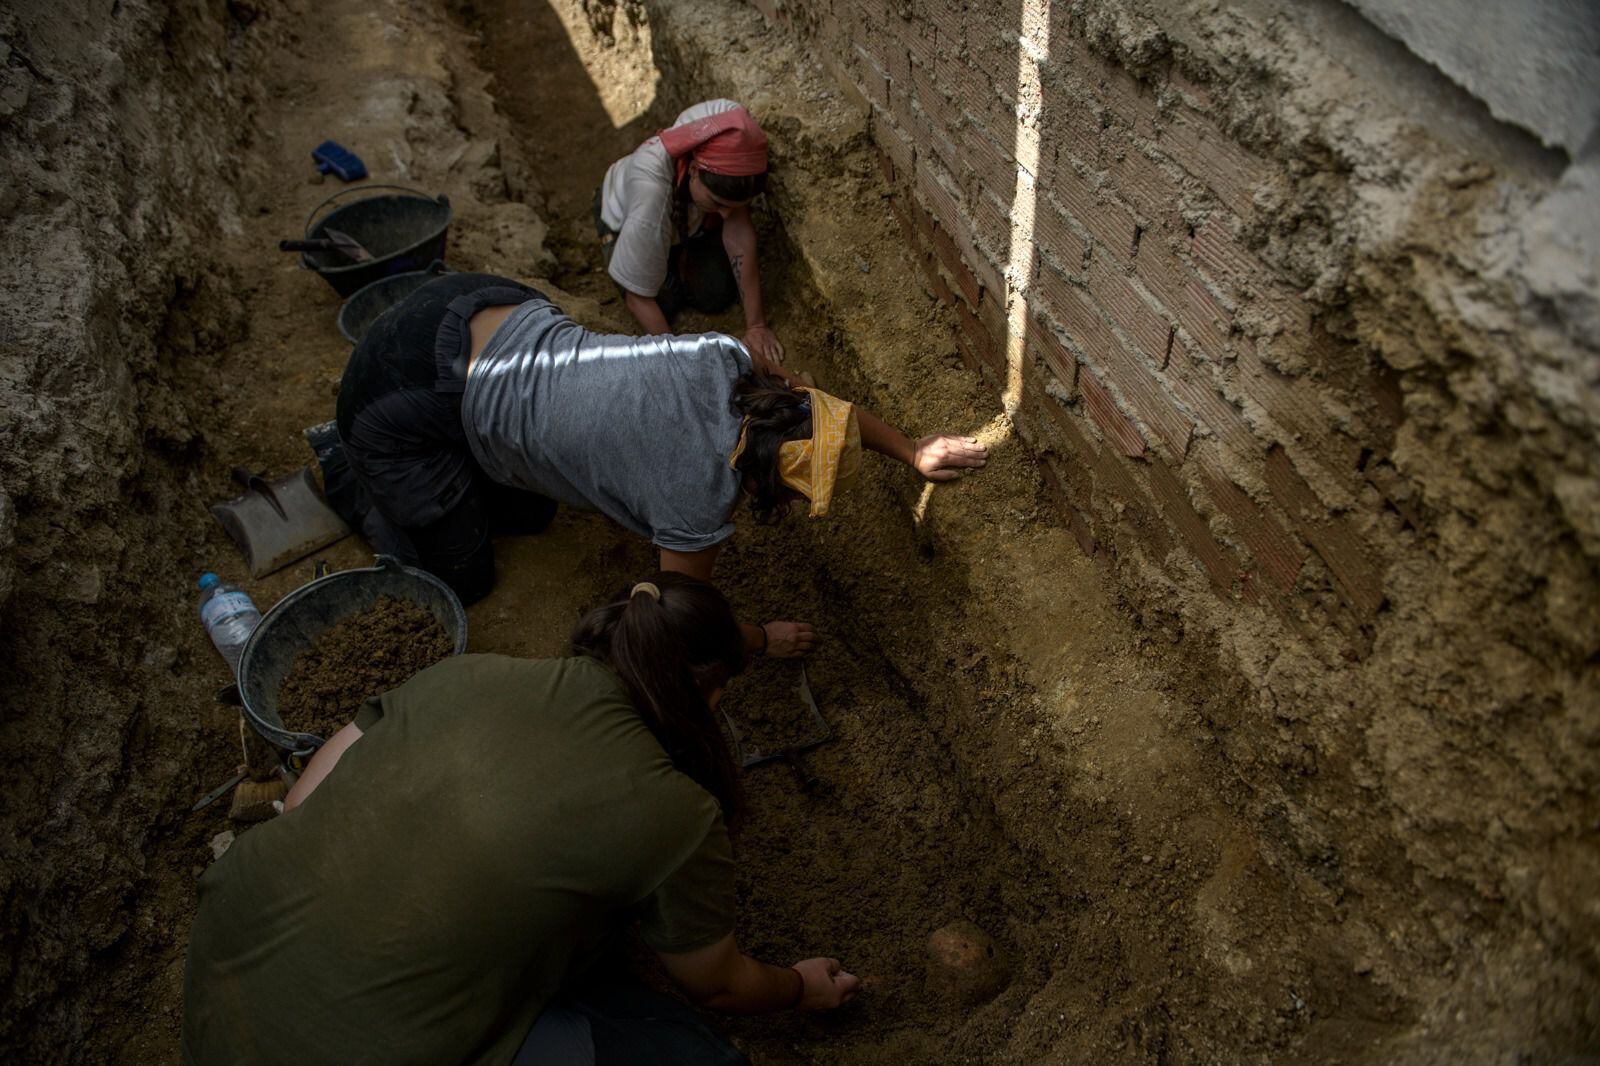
[{"xmin": 238, "ymin": 555, "xmax": 467, "ymax": 758}]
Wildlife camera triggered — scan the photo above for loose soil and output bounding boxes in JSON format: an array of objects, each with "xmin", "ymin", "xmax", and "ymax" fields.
[
  {"xmin": 275, "ymin": 596, "xmax": 454, "ymax": 740},
  {"xmin": 457, "ymin": 4, "xmax": 1214, "ymax": 1061},
  {"xmin": 719, "ymin": 659, "xmax": 831, "ymax": 757}
]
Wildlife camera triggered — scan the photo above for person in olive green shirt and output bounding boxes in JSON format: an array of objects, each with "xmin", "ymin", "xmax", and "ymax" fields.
[{"xmin": 182, "ymin": 574, "xmax": 859, "ymax": 1065}]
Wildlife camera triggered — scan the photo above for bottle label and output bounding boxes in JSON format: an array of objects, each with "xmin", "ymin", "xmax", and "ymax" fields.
[{"xmin": 201, "ymin": 591, "xmax": 258, "ymax": 628}]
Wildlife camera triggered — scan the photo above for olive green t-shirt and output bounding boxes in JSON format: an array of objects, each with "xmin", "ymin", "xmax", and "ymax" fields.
[{"xmin": 182, "ymin": 655, "xmax": 735, "ymax": 1065}]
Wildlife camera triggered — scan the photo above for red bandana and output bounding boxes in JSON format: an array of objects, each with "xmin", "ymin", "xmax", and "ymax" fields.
[{"xmin": 657, "ymin": 106, "xmax": 769, "ymax": 186}]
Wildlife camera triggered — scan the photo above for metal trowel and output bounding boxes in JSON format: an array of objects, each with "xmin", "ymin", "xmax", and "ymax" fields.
[
  {"xmin": 210, "ymin": 466, "xmax": 351, "ymax": 578},
  {"xmin": 721, "ymin": 664, "xmax": 834, "ymax": 792},
  {"xmin": 277, "ymin": 228, "xmax": 375, "ymax": 263}
]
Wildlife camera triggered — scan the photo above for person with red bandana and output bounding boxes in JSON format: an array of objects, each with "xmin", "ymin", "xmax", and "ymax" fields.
[{"xmin": 595, "ymin": 100, "xmax": 787, "ymax": 368}]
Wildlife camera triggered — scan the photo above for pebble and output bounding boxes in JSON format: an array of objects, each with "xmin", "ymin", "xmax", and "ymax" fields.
[
  {"xmin": 64, "ymin": 566, "xmax": 103, "ymax": 604},
  {"xmin": 141, "ymin": 644, "xmax": 178, "ymax": 671},
  {"xmin": 208, "ymin": 831, "xmax": 235, "ymax": 861}
]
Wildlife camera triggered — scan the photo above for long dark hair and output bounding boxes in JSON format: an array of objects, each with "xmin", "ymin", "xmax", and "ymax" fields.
[
  {"xmin": 672, "ymin": 168, "xmax": 769, "ymax": 240},
  {"xmin": 570, "ymin": 572, "xmax": 746, "ymax": 820},
  {"xmin": 730, "ymin": 370, "xmax": 812, "ymax": 525}
]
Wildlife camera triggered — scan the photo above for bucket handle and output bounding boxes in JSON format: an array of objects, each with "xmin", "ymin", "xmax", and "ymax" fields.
[{"xmin": 303, "ymin": 184, "xmax": 449, "ymax": 238}]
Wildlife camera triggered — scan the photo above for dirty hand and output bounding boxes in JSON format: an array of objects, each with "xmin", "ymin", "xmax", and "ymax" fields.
[
  {"xmin": 762, "ymin": 620, "xmax": 817, "ymax": 658},
  {"xmin": 913, "ymin": 434, "xmax": 988, "ymax": 481},
  {"xmin": 744, "ymin": 324, "xmax": 786, "ymax": 367},
  {"xmin": 791, "ymin": 957, "xmax": 861, "ymax": 1010}
]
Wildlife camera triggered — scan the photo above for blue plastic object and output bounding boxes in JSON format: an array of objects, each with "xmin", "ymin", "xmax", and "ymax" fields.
[{"xmin": 311, "ymin": 140, "xmax": 367, "ymax": 182}]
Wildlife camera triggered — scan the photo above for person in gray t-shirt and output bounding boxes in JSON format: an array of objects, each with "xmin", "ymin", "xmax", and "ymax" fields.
[{"xmin": 338, "ymin": 273, "xmax": 987, "ymax": 658}]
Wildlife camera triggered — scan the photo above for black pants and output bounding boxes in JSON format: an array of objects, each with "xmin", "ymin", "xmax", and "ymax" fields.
[
  {"xmin": 329, "ymin": 272, "xmax": 557, "ymax": 606},
  {"xmin": 516, "ymin": 972, "xmax": 747, "ymax": 1066},
  {"xmin": 400, "ymin": 475, "xmax": 557, "ymax": 606},
  {"xmin": 594, "ymin": 188, "xmax": 739, "ymax": 320}
]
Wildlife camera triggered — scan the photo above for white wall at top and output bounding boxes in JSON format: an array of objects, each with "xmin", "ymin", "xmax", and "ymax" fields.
[{"xmin": 1343, "ymin": 0, "xmax": 1599, "ymax": 155}]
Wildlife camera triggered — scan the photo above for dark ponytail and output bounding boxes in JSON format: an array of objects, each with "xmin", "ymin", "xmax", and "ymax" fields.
[
  {"xmin": 570, "ymin": 572, "xmax": 746, "ymax": 821},
  {"xmin": 730, "ymin": 369, "xmax": 812, "ymax": 525}
]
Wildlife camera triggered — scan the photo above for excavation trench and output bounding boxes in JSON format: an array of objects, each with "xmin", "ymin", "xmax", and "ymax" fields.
[
  {"xmin": 431, "ymin": 1, "xmax": 1375, "ymax": 1060},
  {"xmin": 4, "ymin": 0, "xmax": 1422, "ymax": 1060},
  {"xmin": 452, "ymin": 3, "xmax": 1094, "ymax": 1060}
]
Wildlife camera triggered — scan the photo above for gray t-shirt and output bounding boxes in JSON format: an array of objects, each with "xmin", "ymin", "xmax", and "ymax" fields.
[
  {"xmin": 599, "ymin": 99, "xmax": 740, "ymax": 297},
  {"xmin": 462, "ymin": 299, "xmax": 751, "ymax": 552}
]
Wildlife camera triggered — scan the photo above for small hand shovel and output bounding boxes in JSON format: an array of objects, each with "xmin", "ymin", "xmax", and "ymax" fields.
[
  {"xmin": 210, "ymin": 466, "xmax": 351, "ymax": 578},
  {"xmin": 721, "ymin": 664, "xmax": 834, "ymax": 792}
]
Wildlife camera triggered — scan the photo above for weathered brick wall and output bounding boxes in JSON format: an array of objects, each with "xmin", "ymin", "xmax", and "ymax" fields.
[
  {"xmin": 745, "ymin": 0, "xmax": 1600, "ymax": 1044},
  {"xmin": 763, "ymin": 0, "xmax": 1405, "ymax": 626}
]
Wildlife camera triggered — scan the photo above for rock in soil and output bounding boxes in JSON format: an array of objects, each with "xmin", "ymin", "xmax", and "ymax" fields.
[
  {"xmin": 926, "ymin": 920, "xmax": 1010, "ymax": 1007},
  {"xmin": 275, "ymin": 595, "xmax": 453, "ymax": 740},
  {"xmin": 208, "ymin": 832, "xmax": 236, "ymax": 862}
]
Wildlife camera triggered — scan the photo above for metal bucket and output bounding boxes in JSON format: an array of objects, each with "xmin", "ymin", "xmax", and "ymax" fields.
[
  {"xmin": 299, "ymin": 185, "xmax": 453, "ymax": 298},
  {"xmin": 336, "ymin": 261, "xmax": 452, "ymax": 345},
  {"xmin": 237, "ymin": 555, "xmax": 467, "ymax": 760}
]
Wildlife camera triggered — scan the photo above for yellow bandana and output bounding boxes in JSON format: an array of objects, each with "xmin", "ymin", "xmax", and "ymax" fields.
[{"xmin": 729, "ymin": 387, "xmax": 862, "ymax": 516}]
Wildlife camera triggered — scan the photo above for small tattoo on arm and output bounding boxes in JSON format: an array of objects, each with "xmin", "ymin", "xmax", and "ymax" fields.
[{"xmin": 730, "ymin": 253, "xmax": 746, "ymax": 297}]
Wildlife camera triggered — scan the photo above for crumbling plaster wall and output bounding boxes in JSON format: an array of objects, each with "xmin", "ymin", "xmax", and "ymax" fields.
[
  {"xmin": 740, "ymin": 0, "xmax": 1600, "ymax": 1046},
  {"xmin": 1340, "ymin": 0, "xmax": 1599, "ymax": 155}
]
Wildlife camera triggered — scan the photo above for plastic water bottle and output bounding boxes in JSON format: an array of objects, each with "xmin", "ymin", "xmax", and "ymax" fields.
[{"xmin": 197, "ymin": 572, "xmax": 261, "ymax": 677}]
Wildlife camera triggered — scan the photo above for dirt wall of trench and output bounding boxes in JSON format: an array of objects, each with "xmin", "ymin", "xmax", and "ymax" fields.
[
  {"xmin": 0, "ymin": 0, "xmax": 562, "ymax": 1055},
  {"xmin": 0, "ymin": 1, "xmax": 264, "ymax": 1050},
  {"xmin": 604, "ymin": 0, "xmax": 1600, "ymax": 1055}
]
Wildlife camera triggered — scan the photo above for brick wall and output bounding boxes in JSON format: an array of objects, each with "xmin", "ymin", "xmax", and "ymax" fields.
[
  {"xmin": 654, "ymin": 0, "xmax": 1600, "ymax": 1045},
  {"xmin": 749, "ymin": 0, "xmax": 1403, "ymax": 633}
]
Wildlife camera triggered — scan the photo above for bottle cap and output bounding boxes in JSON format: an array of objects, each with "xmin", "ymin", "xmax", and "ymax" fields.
[{"xmin": 198, "ymin": 572, "xmax": 220, "ymax": 591}]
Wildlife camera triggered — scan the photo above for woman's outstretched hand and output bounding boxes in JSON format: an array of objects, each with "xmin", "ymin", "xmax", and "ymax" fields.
[
  {"xmin": 762, "ymin": 620, "xmax": 817, "ymax": 658},
  {"xmin": 913, "ymin": 434, "xmax": 989, "ymax": 481},
  {"xmin": 744, "ymin": 324, "xmax": 786, "ymax": 368},
  {"xmin": 791, "ymin": 958, "xmax": 862, "ymax": 1010}
]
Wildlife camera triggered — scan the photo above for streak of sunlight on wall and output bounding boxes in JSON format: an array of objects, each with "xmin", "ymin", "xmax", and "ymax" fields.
[
  {"xmin": 964, "ymin": 0, "xmax": 1049, "ymax": 460},
  {"xmin": 1003, "ymin": 0, "xmax": 1048, "ymax": 416}
]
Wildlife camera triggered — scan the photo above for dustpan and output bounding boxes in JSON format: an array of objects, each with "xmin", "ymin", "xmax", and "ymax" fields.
[
  {"xmin": 211, "ymin": 466, "xmax": 351, "ymax": 578},
  {"xmin": 720, "ymin": 664, "xmax": 834, "ymax": 791}
]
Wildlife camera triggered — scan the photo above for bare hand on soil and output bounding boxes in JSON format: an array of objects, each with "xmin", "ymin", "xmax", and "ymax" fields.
[
  {"xmin": 913, "ymin": 435, "xmax": 988, "ymax": 481},
  {"xmin": 761, "ymin": 619, "xmax": 817, "ymax": 658},
  {"xmin": 792, "ymin": 957, "xmax": 862, "ymax": 1010}
]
